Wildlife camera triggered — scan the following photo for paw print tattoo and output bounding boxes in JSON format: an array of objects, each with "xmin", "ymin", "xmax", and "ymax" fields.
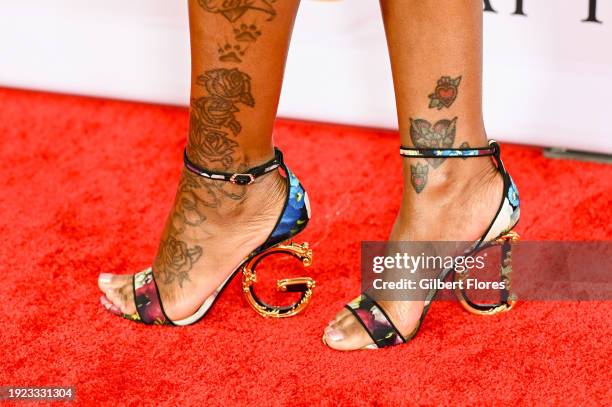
[
  {"xmin": 234, "ymin": 23, "xmax": 262, "ymax": 42},
  {"xmin": 218, "ymin": 42, "xmax": 248, "ymax": 63}
]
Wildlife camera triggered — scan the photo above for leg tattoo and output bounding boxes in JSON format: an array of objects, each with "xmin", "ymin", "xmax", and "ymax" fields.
[
  {"xmin": 408, "ymin": 75, "xmax": 470, "ymax": 192},
  {"xmin": 156, "ymin": 67, "xmax": 255, "ymax": 287},
  {"xmin": 154, "ymin": 236, "xmax": 204, "ymax": 288},
  {"xmin": 428, "ymin": 76, "xmax": 462, "ymax": 110},
  {"xmin": 198, "ymin": 0, "xmax": 276, "ymax": 22},
  {"xmin": 189, "ymin": 67, "xmax": 255, "ymax": 164},
  {"xmin": 410, "ymin": 162, "xmax": 429, "ymax": 193},
  {"xmin": 198, "ymin": 0, "xmax": 277, "ymax": 62},
  {"xmin": 196, "ymin": 69, "xmax": 255, "ymax": 107},
  {"xmin": 409, "ymin": 117, "xmax": 458, "ymax": 169},
  {"xmin": 152, "ymin": 2, "xmax": 271, "ymax": 289}
]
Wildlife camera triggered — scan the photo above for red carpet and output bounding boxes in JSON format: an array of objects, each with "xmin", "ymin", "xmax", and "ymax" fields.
[{"xmin": 0, "ymin": 88, "xmax": 610, "ymax": 405}]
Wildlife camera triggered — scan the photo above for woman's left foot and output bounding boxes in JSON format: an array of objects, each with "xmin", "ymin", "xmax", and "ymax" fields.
[
  {"xmin": 97, "ymin": 167, "xmax": 288, "ymax": 322},
  {"xmin": 323, "ymin": 157, "xmax": 505, "ymax": 350}
]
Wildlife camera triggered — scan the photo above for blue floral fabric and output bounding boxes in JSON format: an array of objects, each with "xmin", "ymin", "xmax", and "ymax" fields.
[
  {"xmin": 400, "ymin": 147, "xmax": 494, "ymax": 158},
  {"xmin": 261, "ymin": 168, "xmax": 310, "ymax": 250},
  {"xmin": 508, "ymin": 176, "xmax": 520, "ymax": 208},
  {"xmin": 433, "ymin": 149, "xmax": 480, "ymax": 157}
]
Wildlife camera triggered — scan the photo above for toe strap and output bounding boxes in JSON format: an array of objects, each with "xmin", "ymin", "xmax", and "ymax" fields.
[
  {"xmin": 123, "ymin": 267, "xmax": 172, "ymax": 325},
  {"xmin": 345, "ymin": 293, "xmax": 406, "ymax": 348}
]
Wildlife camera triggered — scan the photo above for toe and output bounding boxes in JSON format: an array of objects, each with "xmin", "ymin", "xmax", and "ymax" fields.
[
  {"xmin": 100, "ymin": 295, "xmax": 123, "ymax": 316},
  {"xmin": 98, "ymin": 273, "xmax": 131, "ymax": 292},
  {"xmin": 323, "ymin": 309, "xmax": 376, "ymax": 351},
  {"xmin": 329, "ymin": 308, "xmax": 348, "ymax": 326},
  {"xmin": 103, "ymin": 284, "xmax": 136, "ymax": 315},
  {"xmin": 103, "ymin": 288, "xmax": 124, "ymax": 311}
]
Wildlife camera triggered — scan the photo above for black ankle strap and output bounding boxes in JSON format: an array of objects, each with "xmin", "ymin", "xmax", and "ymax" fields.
[
  {"xmin": 400, "ymin": 140, "xmax": 499, "ymax": 159},
  {"xmin": 184, "ymin": 148, "xmax": 283, "ymax": 185}
]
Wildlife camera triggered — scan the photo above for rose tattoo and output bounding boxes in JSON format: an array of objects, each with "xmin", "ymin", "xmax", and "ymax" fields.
[
  {"xmin": 192, "ymin": 68, "xmax": 255, "ymax": 136},
  {"xmin": 189, "ymin": 116, "xmax": 239, "ymax": 169},
  {"xmin": 187, "ymin": 67, "xmax": 257, "ymax": 190},
  {"xmin": 154, "ymin": 236, "xmax": 203, "ymax": 287},
  {"xmin": 192, "ymin": 96, "xmax": 241, "ymax": 135},
  {"xmin": 197, "ymin": 69, "xmax": 255, "ymax": 107}
]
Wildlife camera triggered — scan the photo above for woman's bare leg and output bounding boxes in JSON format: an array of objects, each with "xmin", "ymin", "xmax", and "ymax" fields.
[
  {"xmin": 98, "ymin": 0, "xmax": 301, "ymax": 319},
  {"xmin": 324, "ymin": 0, "xmax": 504, "ymax": 350}
]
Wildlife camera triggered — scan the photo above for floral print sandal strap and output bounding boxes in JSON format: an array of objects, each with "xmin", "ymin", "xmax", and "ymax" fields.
[
  {"xmin": 260, "ymin": 167, "xmax": 310, "ymax": 250},
  {"xmin": 123, "ymin": 267, "xmax": 172, "ymax": 325},
  {"xmin": 345, "ymin": 293, "xmax": 406, "ymax": 348},
  {"xmin": 400, "ymin": 140, "xmax": 498, "ymax": 158}
]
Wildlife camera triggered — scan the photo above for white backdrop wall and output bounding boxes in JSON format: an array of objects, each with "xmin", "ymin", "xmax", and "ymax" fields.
[{"xmin": 1, "ymin": 1, "xmax": 611, "ymax": 153}]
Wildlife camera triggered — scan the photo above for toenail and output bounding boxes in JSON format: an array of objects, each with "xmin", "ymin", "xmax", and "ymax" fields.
[
  {"xmin": 325, "ymin": 328, "xmax": 344, "ymax": 342},
  {"xmin": 98, "ymin": 273, "xmax": 113, "ymax": 284}
]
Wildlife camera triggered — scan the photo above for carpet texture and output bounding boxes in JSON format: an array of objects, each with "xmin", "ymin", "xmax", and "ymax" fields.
[{"xmin": 0, "ymin": 88, "xmax": 610, "ymax": 405}]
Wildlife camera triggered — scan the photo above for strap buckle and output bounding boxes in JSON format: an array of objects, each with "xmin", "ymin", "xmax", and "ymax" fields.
[
  {"xmin": 184, "ymin": 148, "xmax": 283, "ymax": 185},
  {"xmin": 230, "ymin": 173, "xmax": 255, "ymax": 185}
]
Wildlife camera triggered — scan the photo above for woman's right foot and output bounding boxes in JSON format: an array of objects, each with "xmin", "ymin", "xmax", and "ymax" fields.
[
  {"xmin": 98, "ymin": 167, "xmax": 287, "ymax": 321},
  {"xmin": 323, "ymin": 140, "xmax": 521, "ymax": 351}
]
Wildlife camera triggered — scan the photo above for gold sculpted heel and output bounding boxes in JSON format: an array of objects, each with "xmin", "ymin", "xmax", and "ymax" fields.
[
  {"xmin": 454, "ymin": 230, "xmax": 520, "ymax": 316},
  {"xmin": 242, "ymin": 242, "xmax": 315, "ymax": 318}
]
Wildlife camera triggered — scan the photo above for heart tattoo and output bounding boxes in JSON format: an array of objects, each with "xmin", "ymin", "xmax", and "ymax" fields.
[
  {"xmin": 428, "ymin": 76, "xmax": 462, "ymax": 110},
  {"xmin": 409, "ymin": 117, "xmax": 458, "ymax": 169}
]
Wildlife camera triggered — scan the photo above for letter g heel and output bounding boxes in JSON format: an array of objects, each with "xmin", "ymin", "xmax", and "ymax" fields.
[{"xmin": 454, "ymin": 230, "xmax": 520, "ymax": 315}]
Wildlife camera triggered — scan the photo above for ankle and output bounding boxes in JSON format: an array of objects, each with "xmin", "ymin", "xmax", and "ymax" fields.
[
  {"xmin": 185, "ymin": 142, "xmax": 275, "ymax": 174},
  {"xmin": 402, "ymin": 156, "xmax": 498, "ymax": 197},
  {"xmin": 241, "ymin": 170, "xmax": 287, "ymax": 218},
  {"xmin": 196, "ymin": 170, "xmax": 286, "ymax": 222},
  {"xmin": 394, "ymin": 158, "xmax": 504, "ymax": 241}
]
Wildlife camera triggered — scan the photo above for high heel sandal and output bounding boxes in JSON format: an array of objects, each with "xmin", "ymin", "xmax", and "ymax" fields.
[
  {"xmin": 114, "ymin": 147, "xmax": 315, "ymax": 325},
  {"xmin": 333, "ymin": 140, "xmax": 520, "ymax": 349}
]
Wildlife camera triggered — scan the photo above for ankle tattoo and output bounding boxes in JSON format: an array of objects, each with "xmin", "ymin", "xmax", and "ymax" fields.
[
  {"xmin": 428, "ymin": 75, "xmax": 462, "ymax": 110},
  {"xmin": 410, "ymin": 162, "xmax": 429, "ymax": 194},
  {"xmin": 172, "ymin": 170, "xmax": 247, "ymax": 231},
  {"xmin": 408, "ymin": 74, "xmax": 472, "ymax": 193},
  {"xmin": 410, "ymin": 117, "xmax": 458, "ymax": 169},
  {"xmin": 155, "ymin": 168, "xmax": 250, "ymax": 289}
]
